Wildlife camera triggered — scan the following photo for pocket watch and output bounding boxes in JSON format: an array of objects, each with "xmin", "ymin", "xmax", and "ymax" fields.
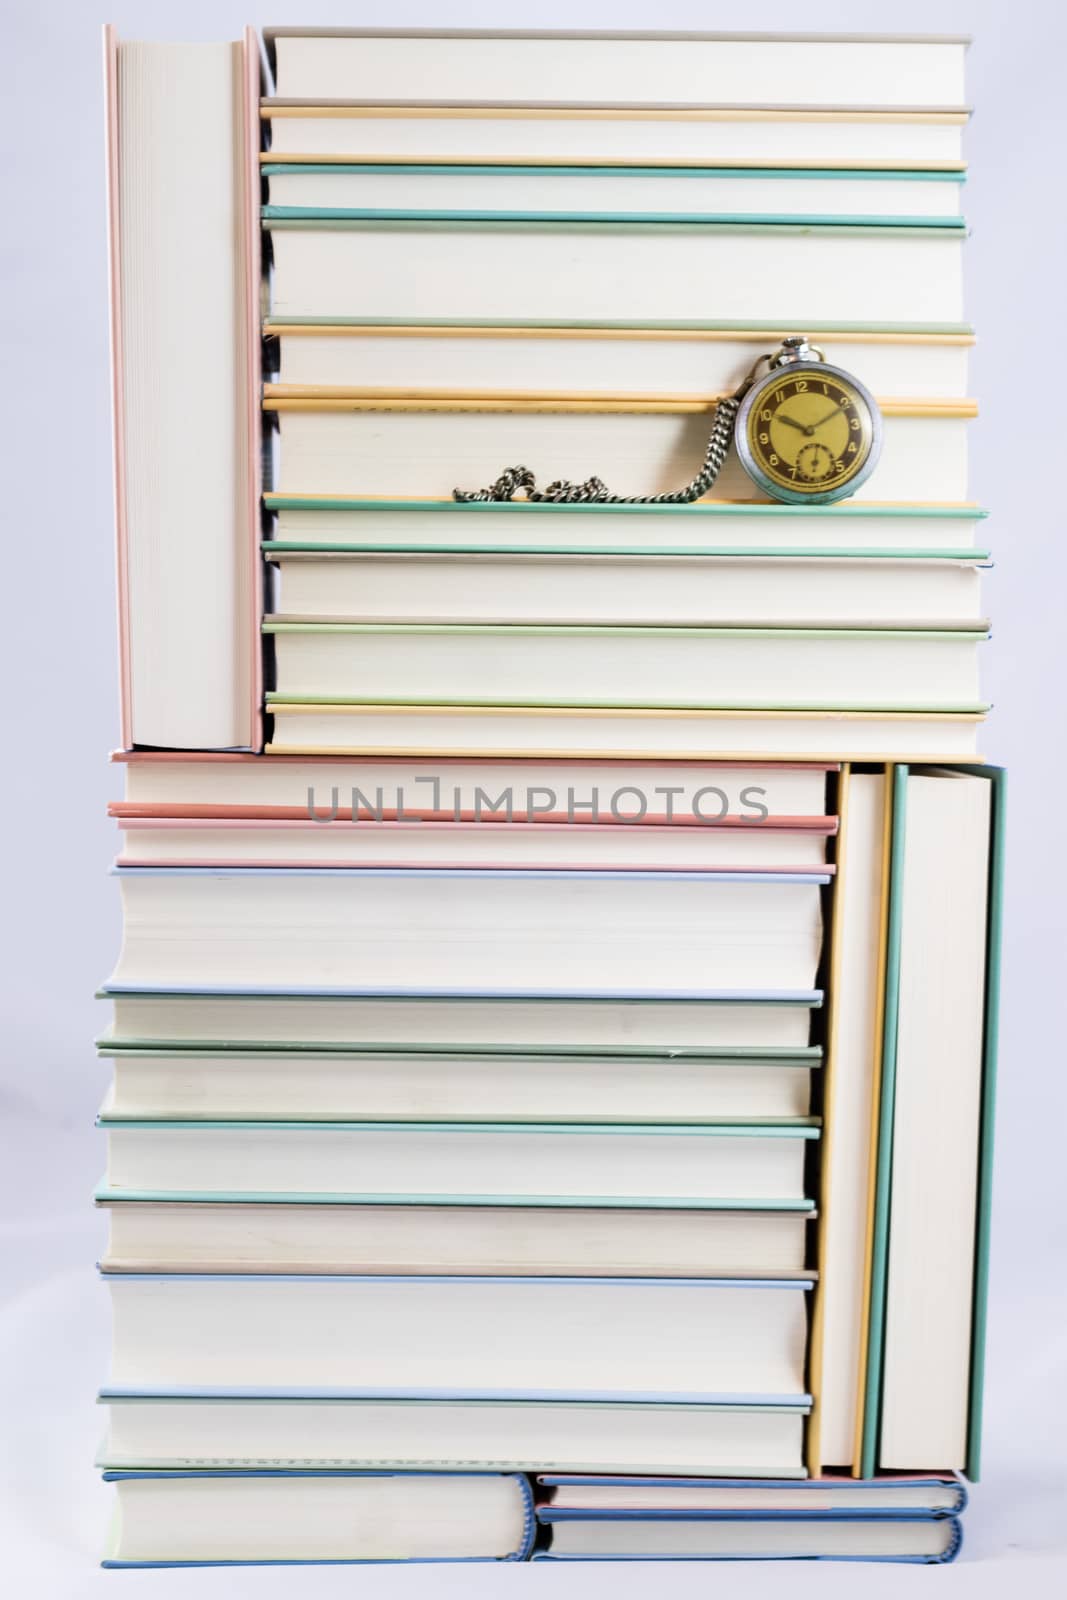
[
  {"xmin": 734, "ymin": 335, "xmax": 883, "ymax": 505},
  {"xmin": 453, "ymin": 334, "xmax": 882, "ymax": 507}
]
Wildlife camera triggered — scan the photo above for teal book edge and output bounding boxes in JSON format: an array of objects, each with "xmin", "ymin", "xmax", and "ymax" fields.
[
  {"xmin": 94, "ymin": 1040, "xmax": 824, "ymax": 1062},
  {"xmin": 95, "ymin": 1117, "xmax": 822, "ymax": 1138},
  {"xmin": 858, "ymin": 763, "xmax": 909, "ymax": 1480},
  {"xmin": 262, "ymin": 208, "xmax": 966, "ymax": 234},
  {"xmin": 262, "ymin": 496, "xmax": 988, "ymax": 520}
]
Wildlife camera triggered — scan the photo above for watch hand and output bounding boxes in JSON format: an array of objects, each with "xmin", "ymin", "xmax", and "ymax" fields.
[{"xmin": 773, "ymin": 407, "xmax": 845, "ymax": 438}]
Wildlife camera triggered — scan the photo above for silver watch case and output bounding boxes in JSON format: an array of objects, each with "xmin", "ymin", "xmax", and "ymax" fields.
[{"xmin": 733, "ymin": 358, "xmax": 883, "ymax": 506}]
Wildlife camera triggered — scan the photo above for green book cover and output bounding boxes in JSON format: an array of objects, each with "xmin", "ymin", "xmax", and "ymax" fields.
[
  {"xmin": 859, "ymin": 762, "xmax": 909, "ymax": 1480},
  {"xmin": 262, "ymin": 208, "xmax": 966, "ymax": 235},
  {"xmin": 262, "ymin": 495, "xmax": 988, "ymax": 519}
]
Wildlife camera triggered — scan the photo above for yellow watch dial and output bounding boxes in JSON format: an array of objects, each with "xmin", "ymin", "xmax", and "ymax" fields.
[{"xmin": 746, "ymin": 369, "xmax": 874, "ymax": 495}]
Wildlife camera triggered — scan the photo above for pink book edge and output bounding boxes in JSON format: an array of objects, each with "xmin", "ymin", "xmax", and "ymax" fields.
[
  {"xmin": 111, "ymin": 811, "xmax": 837, "ymax": 834},
  {"xmin": 103, "ymin": 23, "xmax": 132, "ymax": 749}
]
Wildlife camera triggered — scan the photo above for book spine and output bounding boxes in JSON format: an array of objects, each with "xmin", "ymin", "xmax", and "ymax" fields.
[
  {"xmin": 803, "ymin": 762, "xmax": 850, "ymax": 1475},
  {"xmin": 856, "ymin": 763, "xmax": 908, "ymax": 1477},
  {"xmin": 512, "ymin": 1472, "xmax": 537, "ymax": 1560}
]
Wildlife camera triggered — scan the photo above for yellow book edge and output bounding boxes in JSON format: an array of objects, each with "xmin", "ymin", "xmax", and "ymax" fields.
[
  {"xmin": 265, "ymin": 324, "xmax": 976, "ymax": 347},
  {"xmin": 849, "ymin": 766, "xmax": 897, "ymax": 1473},
  {"xmin": 266, "ymin": 703, "xmax": 986, "ymax": 725},
  {"xmin": 265, "ymin": 385, "xmax": 979, "ymax": 412},
  {"xmin": 265, "ymin": 744, "xmax": 984, "ymax": 764},
  {"xmin": 804, "ymin": 762, "xmax": 852, "ymax": 1475}
]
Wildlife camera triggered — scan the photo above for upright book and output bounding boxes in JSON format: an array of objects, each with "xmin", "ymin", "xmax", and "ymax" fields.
[
  {"xmin": 857, "ymin": 764, "xmax": 1003, "ymax": 1477},
  {"xmin": 104, "ymin": 26, "xmax": 262, "ymax": 749}
]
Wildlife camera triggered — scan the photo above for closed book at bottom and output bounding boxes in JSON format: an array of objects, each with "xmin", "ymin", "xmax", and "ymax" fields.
[{"xmin": 102, "ymin": 1469, "xmax": 534, "ymax": 1566}]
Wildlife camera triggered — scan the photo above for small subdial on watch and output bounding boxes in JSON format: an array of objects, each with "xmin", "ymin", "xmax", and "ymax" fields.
[{"xmin": 795, "ymin": 442, "xmax": 836, "ymax": 482}]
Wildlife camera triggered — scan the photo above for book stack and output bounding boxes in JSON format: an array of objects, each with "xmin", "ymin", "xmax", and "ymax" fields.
[{"xmin": 97, "ymin": 27, "xmax": 1002, "ymax": 1568}]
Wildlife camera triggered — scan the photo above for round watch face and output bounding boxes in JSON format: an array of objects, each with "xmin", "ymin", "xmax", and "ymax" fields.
[{"xmin": 735, "ymin": 361, "xmax": 882, "ymax": 505}]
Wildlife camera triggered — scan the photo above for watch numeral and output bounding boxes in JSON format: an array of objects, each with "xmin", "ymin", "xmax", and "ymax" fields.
[
  {"xmin": 850, "ymin": 416, "xmax": 861, "ymax": 429},
  {"xmin": 835, "ymin": 459, "xmax": 846, "ymax": 472},
  {"xmin": 760, "ymin": 407, "xmax": 772, "ymax": 421},
  {"xmin": 847, "ymin": 441, "xmax": 858, "ymax": 453},
  {"xmin": 795, "ymin": 378, "xmax": 808, "ymax": 392},
  {"xmin": 769, "ymin": 453, "xmax": 779, "ymax": 466},
  {"xmin": 759, "ymin": 431, "xmax": 770, "ymax": 444}
]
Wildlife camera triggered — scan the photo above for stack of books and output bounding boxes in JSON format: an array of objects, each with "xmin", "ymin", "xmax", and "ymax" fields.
[{"xmin": 97, "ymin": 26, "xmax": 1002, "ymax": 1568}]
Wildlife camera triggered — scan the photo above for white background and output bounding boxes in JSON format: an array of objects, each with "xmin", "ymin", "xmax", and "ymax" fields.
[{"xmin": 1, "ymin": 0, "xmax": 1065, "ymax": 1594}]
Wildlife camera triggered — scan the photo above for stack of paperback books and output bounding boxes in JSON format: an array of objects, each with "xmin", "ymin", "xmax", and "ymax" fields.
[{"xmin": 96, "ymin": 26, "xmax": 1002, "ymax": 1568}]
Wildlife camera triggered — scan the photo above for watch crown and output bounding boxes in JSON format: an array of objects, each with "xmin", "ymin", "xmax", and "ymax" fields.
[{"xmin": 772, "ymin": 335, "xmax": 821, "ymax": 367}]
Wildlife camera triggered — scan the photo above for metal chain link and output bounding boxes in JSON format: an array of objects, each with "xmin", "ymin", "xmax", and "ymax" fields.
[{"xmin": 453, "ymin": 393, "xmax": 743, "ymax": 505}]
